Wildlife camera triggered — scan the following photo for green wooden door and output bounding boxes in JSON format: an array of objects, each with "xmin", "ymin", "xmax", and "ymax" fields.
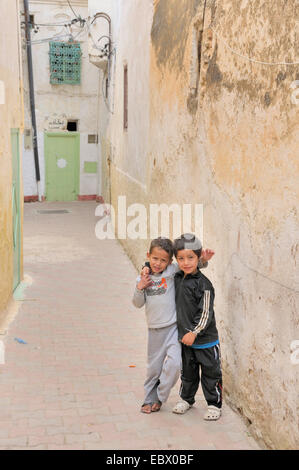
[
  {"xmin": 11, "ymin": 129, "xmax": 21, "ymax": 291},
  {"xmin": 45, "ymin": 132, "xmax": 80, "ymax": 201}
]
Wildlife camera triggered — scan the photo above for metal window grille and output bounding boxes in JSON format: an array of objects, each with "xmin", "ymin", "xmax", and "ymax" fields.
[{"xmin": 49, "ymin": 41, "xmax": 81, "ymax": 85}]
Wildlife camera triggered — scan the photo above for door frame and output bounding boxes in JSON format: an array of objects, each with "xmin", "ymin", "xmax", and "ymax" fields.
[{"xmin": 44, "ymin": 131, "xmax": 80, "ymax": 201}]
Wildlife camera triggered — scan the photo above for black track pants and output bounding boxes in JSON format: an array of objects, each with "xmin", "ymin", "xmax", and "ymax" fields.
[{"xmin": 180, "ymin": 343, "xmax": 222, "ymax": 408}]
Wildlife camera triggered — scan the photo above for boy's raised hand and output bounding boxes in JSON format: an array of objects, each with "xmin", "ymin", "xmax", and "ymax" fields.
[
  {"xmin": 137, "ymin": 272, "xmax": 152, "ymax": 290},
  {"xmin": 200, "ymin": 249, "xmax": 215, "ymax": 264},
  {"xmin": 141, "ymin": 266, "xmax": 150, "ymax": 276}
]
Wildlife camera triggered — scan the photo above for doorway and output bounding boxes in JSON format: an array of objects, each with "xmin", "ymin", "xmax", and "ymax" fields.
[{"xmin": 44, "ymin": 132, "xmax": 80, "ymax": 201}]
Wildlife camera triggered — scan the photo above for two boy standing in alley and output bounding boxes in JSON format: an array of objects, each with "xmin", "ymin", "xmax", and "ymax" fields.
[{"xmin": 132, "ymin": 234, "xmax": 222, "ymax": 420}]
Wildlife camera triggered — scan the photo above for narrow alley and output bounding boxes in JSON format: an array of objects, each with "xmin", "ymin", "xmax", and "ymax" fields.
[{"xmin": 0, "ymin": 201, "xmax": 260, "ymax": 450}]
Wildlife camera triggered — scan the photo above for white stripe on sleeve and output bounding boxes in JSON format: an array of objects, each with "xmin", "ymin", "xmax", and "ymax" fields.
[{"xmin": 193, "ymin": 290, "xmax": 210, "ymax": 335}]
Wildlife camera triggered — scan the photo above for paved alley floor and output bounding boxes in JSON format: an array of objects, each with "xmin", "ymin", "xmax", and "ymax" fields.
[{"xmin": 0, "ymin": 201, "xmax": 260, "ymax": 450}]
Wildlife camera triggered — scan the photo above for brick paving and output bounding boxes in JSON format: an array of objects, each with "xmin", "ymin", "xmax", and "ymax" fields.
[{"xmin": 0, "ymin": 201, "xmax": 260, "ymax": 450}]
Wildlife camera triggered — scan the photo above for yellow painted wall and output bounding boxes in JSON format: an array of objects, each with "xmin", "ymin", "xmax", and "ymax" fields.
[{"xmin": 0, "ymin": 0, "xmax": 24, "ymax": 315}]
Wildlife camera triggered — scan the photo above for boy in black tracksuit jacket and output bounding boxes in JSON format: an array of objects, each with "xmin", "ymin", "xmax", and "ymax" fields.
[{"xmin": 172, "ymin": 233, "xmax": 222, "ymax": 420}]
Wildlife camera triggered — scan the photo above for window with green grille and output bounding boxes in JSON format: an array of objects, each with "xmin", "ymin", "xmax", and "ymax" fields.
[{"xmin": 49, "ymin": 41, "xmax": 81, "ymax": 85}]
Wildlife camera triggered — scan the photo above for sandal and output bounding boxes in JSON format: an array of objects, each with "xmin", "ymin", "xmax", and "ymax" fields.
[
  {"xmin": 141, "ymin": 403, "xmax": 152, "ymax": 414},
  {"xmin": 204, "ymin": 405, "xmax": 221, "ymax": 421},
  {"xmin": 172, "ymin": 400, "xmax": 192, "ymax": 414},
  {"xmin": 151, "ymin": 401, "xmax": 162, "ymax": 412}
]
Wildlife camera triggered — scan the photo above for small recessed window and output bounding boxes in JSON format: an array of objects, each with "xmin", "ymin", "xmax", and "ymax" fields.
[
  {"xmin": 88, "ymin": 134, "xmax": 98, "ymax": 144},
  {"xmin": 24, "ymin": 128, "xmax": 32, "ymax": 149},
  {"xmin": 67, "ymin": 120, "xmax": 78, "ymax": 131},
  {"xmin": 29, "ymin": 14, "xmax": 35, "ymax": 29}
]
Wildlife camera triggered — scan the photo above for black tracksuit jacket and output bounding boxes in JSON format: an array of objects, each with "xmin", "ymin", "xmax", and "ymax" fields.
[{"xmin": 174, "ymin": 268, "xmax": 219, "ymax": 346}]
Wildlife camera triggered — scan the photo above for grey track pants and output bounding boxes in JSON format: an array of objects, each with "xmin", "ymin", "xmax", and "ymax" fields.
[{"xmin": 143, "ymin": 323, "xmax": 181, "ymax": 405}]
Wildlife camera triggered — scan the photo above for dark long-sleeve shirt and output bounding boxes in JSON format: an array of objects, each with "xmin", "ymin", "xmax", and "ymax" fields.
[{"xmin": 174, "ymin": 269, "xmax": 219, "ymax": 346}]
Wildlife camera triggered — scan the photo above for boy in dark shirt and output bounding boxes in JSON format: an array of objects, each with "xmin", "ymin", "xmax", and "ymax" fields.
[
  {"xmin": 134, "ymin": 237, "xmax": 214, "ymax": 414},
  {"xmin": 172, "ymin": 233, "xmax": 222, "ymax": 420}
]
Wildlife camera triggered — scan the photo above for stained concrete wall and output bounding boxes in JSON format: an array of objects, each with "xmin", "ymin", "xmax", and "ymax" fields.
[
  {"xmin": 0, "ymin": 0, "xmax": 24, "ymax": 313},
  {"xmin": 93, "ymin": 0, "xmax": 299, "ymax": 449}
]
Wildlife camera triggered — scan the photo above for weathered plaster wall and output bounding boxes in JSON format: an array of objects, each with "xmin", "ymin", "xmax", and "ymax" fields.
[
  {"xmin": 0, "ymin": 0, "xmax": 24, "ymax": 313},
  {"xmin": 200, "ymin": 0, "xmax": 299, "ymax": 449},
  {"xmin": 99, "ymin": 0, "xmax": 299, "ymax": 449},
  {"xmin": 148, "ymin": 0, "xmax": 299, "ymax": 449}
]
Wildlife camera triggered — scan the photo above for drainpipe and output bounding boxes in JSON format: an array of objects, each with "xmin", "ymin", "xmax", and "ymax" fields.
[{"xmin": 24, "ymin": 0, "xmax": 42, "ymax": 201}]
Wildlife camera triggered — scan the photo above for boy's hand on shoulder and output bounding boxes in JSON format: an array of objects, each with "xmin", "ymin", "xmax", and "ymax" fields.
[
  {"xmin": 200, "ymin": 249, "xmax": 215, "ymax": 263},
  {"xmin": 181, "ymin": 332, "xmax": 196, "ymax": 346},
  {"xmin": 137, "ymin": 273, "xmax": 152, "ymax": 290}
]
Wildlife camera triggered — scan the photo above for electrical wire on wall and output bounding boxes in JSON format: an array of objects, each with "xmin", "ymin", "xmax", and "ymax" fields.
[
  {"xmin": 24, "ymin": 14, "xmax": 112, "ymax": 63},
  {"xmin": 24, "ymin": 17, "xmax": 88, "ymax": 45},
  {"xmin": 22, "ymin": 5, "xmax": 116, "ymax": 114},
  {"xmin": 21, "ymin": 0, "xmax": 88, "ymax": 45},
  {"xmin": 207, "ymin": 1, "xmax": 299, "ymax": 66},
  {"xmin": 27, "ymin": 26, "xmax": 87, "ymax": 46},
  {"xmin": 67, "ymin": 0, "xmax": 80, "ymax": 21},
  {"xmin": 209, "ymin": 26, "xmax": 299, "ymax": 66},
  {"xmin": 85, "ymin": 14, "xmax": 115, "ymax": 114}
]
